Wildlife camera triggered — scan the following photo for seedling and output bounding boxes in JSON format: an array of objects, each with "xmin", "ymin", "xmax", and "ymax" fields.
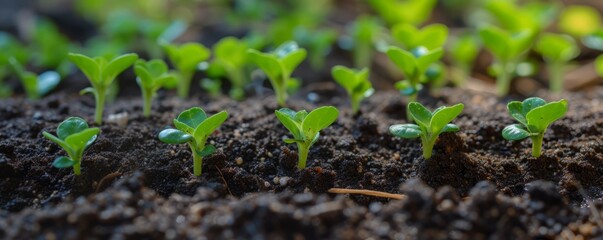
[
  {"xmin": 386, "ymin": 45, "xmax": 443, "ymax": 105},
  {"xmin": 42, "ymin": 117, "xmax": 100, "ymax": 175},
  {"xmin": 391, "ymin": 23, "xmax": 448, "ymax": 50},
  {"xmin": 163, "ymin": 42, "xmax": 210, "ymax": 98},
  {"xmin": 483, "ymin": 0, "xmax": 558, "ymax": 34},
  {"xmin": 502, "ymin": 97, "xmax": 568, "ymax": 157},
  {"xmin": 134, "ymin": 59, "xmax": 177, "ymax": 117},
  {"xmin": 331, "ymin": 66, "xmax": 374, "ymax": 114},
  {"xmin": 346, "ymin": 16, "xmax": 381, "ymax": 68},
  {"xmin": 389, "ymin": 102, "xmax": 463, "ymax": 159},
  {"xmin": 207, "ymin": 37, "xmax": 249, "ymax": 100},
  {"xmin": 158, "ymin": 107, "xmax": 228, "ymax": 176},
  {"xmin": 367, "ymin": 0, "xmax": 436, "ymax": 26},
  {"xmin": 9, "ymin": 57, "xmax": 60, "ymax": 100},
  {"xmin": 294, "ymin": 27, "xmax": 337, "ymax": 70},
  {"xmin": 247, "ymin": 41, "xmax": 307, "ymax": 106},
  {"xmin": 448, "ymin": 34, "xmax": 480, "ymax": 86},
  {"xmin": 69, "ymin": 53, "xmax": 138, "ymax": 124},
  {"xmin": 275, "ymin": 106, "xmax": 339, "ymax": 169},
  {"xmin": 478, "ymin": 25, "xmax": 533, "ymax": 96},
  {"xmin": 535, "ymin": 33, "xmax": 579, "ymax": 92}
]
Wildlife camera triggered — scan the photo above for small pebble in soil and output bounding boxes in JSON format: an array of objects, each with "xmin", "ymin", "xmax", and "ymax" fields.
[
  {"xmin": 107, "ymin": 112, "xmax": 128, "ymax": 127},
  {"xmin": 235, "ymin": 157, "xmax": 243, "ymax": 165},
  {"xmin": 307, "ymin": 92, "xmax": 319, "ymax": 103}
]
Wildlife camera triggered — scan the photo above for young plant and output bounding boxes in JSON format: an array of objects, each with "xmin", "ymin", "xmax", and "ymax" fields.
[
  {"xmin": 9, "ymin": 57, "xmax": 60, "ymax": 100},
  {"xmin": 42, "ymin": 117, "xmax": 100, "ymax": 175},
  {"xmin": 478, "ymin": 25, "xmax": 533, "ymax": 96},
  {"xmin": 331, "ymin": 66, "xmax": 374, "ymax": 114},
  {"xmin": 534, "ymin": 33, "xmax": 579, "ymax": 92},
  {"xmin": 158, "ymin": 107, "xmax": 228, "ymax": 176},
  {"xmin": 386, "ymin": 45, "xmax": 443, "ymax": 103},
  {"xmin": 275, "ymin": 106, "xmax": 339, "ymax": 169},
  {"xmin": 390, "ymin": 102, "xmax": 463, "ymax": 159},
  {"xmin": 247, "ymin": 41, "xmax": 307, "ymax": 106},
  {"xmin": 346, "ymin": 16, "xmax": 381, "ymax": 69},
  {"xmin": 69, "ymin": 53, "xmax": 138, "ymax": 124},
  {"xmin": 502, "ymin": 97, "xmax": 568, "ymax": 158},
  {"xmin": 134, "ymin": 59, "xmax": 177, "ymax": 117},
  {"xmin": 207, "ymin": 37, "xmax": 249, "ymax": 100},
  {"xmin": 391, "ymin": 23, "xmax": 448, "ymax": 50},
  {"xmin": 448, "ymin": 34, "xmax": 480, "ymax": 86},
  {"xmin": 163, "ymin": 42, "xmax": 210, "ymax": 98}
]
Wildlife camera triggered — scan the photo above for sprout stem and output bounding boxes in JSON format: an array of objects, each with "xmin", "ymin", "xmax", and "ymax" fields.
[
  {"xmin": 549, "ymin": 63, "xmax": 564, "ymax": 93},
  {"xmin": 94, "ymin": 89, "xmax": 106, "ymax": 125},
  {"xmin": 297, "ymin": 143, "xmax": 310, "ymax": 169},
  {"xmin": 496, "ymin": 62, "xmax": 512, "ymax": 96},
  {"xmin": 142, "ymin": 89, "xmax": 152, "ymax": 118},
  {"xmin": 178, "ymin": 72, "xmax": 192, "ymax": 99},
  {"xmin": 421, "ymin": 137, "xmax": 435, "ymax": 159},
  {"xmin": 73, "ymin": 162, "xmax": 81, "ymax": 175},
  {"xmin": 190, "ymin": 145, "xmax": 203, "ymax": 176},
  {"xmin": 531, "ymin": 133, "xmax": 544, "ymax": 158}
]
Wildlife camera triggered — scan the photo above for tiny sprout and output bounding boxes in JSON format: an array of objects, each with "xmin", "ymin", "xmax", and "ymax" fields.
[
  {"xmin": 207, "ymin": 37, "xmax": 249, "ymax": 100},
  {"xmin": 163, "ymin": 42, "xmax": 210, "ymax": 98},
  {"xmin": 247, "ymin": 41, "xmax": 307, "ymax": 106},
  {"xmin": 42, "ymin": 117, "xmax": 99, "ymax": 175},
  {"xmin": 275, "ymin": 106, "xmax": 339, "ymax": 169},
  {"xmin": 347, "ymin": 16, "xmax": 381, "ymax": 69},
  {"xmin": 386, "ymin": 45, "xmax": 443, "ymax": 120},
  {"xmin": 9, "ymin": 57, "xmax": 60, "ymax": 100},
  {"xmin": 448, "ymin": 34, "xmax": 480, "ymax": 86},
  {"xmin": 134, "ymin": 59, "xmax": 177, "ymax": 118},
  {"xmin": 478, "ymin": 25, "xmax": 533, "ymax": 96},
  {"xmin": 391, "ymin": 23, "xmax": 448, "ymax": 50},
  {"xmin": 331, "ymin": 65, "xmax": 374, "ymax": 114},
  {"xmin": 158, "ymin": 107, "xmax": 228, "ymax": 176},
  {"xmin": 69, "ymin": 53, "xmax": 139, "ymax": 124},
  {"xmin": 534, "ymin": 33, "xmax": 579, "ymax": 92},
  {"xmin": 502, "ymin": 97, "xmax": 568, "ymax": 158},
  {"xmin": 390, "ymin": 102, "xmax": 463, "ymax": 159}
]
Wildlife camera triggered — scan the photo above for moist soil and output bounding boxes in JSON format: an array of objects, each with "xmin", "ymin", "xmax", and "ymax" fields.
[{"xmin": 1, "ymin": 77, "xmax": 603, "ymax": 239}]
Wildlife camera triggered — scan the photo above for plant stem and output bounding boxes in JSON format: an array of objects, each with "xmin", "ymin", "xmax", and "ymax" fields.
[
  {"xmin": 496, "ymin": 62, "xmax": 512, "ymax": 96},
  {"xmin": 94, "ymin": 89, "xmax": 106, "ymax": 125},
  {"xmin": 190, "ymin": 145, "xmax": 202, "ymax": 176},
  {"xmin": 531, "ymin": 133, "xmax": 544, "ymax": 158},
  {"xmin": 275, "ymin": 78, "xmax": 288, "ymax": 107},
  {"xmin": 297, "ymin": 142, "xmax": 310, "ymax": 169},
  {"xmin": 351, "ymin": 99, "xmax": 360, "ymax": 115},
  {"xmin": 178, "ymin": 72, "xmax": 192, "ymax": 99},
  {"xmin": 549, "ymin": 62, "xmax": 564, "ymax": 93},
  {"xmin": 142, "ymin": 89, "xmax": 152, "ymax": 118},
  {"xmin": 73, "ymin": 162, "xmax": 81, "ymax": 175},
  {"xmin": 421, "ymin": 136, "xmax": 435, "ymax": 159}
]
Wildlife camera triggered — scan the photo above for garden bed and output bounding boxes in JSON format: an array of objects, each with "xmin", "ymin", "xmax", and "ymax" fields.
[{"xmin": 1, "ymin": 78, "xmax": 602, "ymax": 238}]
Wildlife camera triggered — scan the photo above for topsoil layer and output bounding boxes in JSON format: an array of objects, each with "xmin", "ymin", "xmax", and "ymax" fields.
[{"xmin": 1, "ymin": 83, "xmax": 603, "ymax": 239}]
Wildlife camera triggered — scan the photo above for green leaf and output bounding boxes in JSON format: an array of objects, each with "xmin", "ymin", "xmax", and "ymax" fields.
[
  {"xmin": 535, "ymin": 33, "xmax": 579, "ymax": 63},
  {"xmin": 64, "ymin": 128, "xmax": 100, "ymax": 151},
  {"xmin": 283, "ymin": 138, "xmax": 304, "ymax": 144},
  {"xmin": 52, "ymin": 156, "xmax": 75, "ymax": 168},
  {"xmin": 158, "ymin": 128, "xmax": 193, "ymax": 144},
  {"xmin": 194, "ymin": 111, "xmax": 228, "ymax": 139},
  {"xmin": 275, "ymin": 108, "xmax": 303, "ymax": 139},
  {"xmin": 214, "ymin": 37, "xmax": 248, "ymax": 66},
  {"xmin": 68, "ymin": 53, "xmax": 100, "ymax": 84},
  {"xmin": 247, "ymin": 49, "xmax": 282, "ymax": 81},
  {"xmin": 430, "ymin": 103, "xmax": 464, "ymax": 134},
  {"xmin": 479, "ymin": 25, "xmax": 511, "ymax": 62},
  {"xmin": 37, "ymin": 71, "xmax": 60, "ymax": 96},
  {"xmin": 395, "ymin": 80, "xmax": 421, "ymax": 96},
  {"xmin": 198, "ymin": 145, "xmax": 216, "ymax": 157},
  {"xmin": 102, "ymin": 53, "xmax": 138, "ymax": 85},
  {"xmin": 415, "ymin": 48, "xmax": 443, "ymax": 74},
  {"xmin": 79, "ymin": 87, "xmax": 96, "ymax": 97},
  {"xmin": 386, "ymin": 46, "xmax": 416, "ymax": 77},
  {"xmin": 502, "ymin": 124, "xmax": 530, "ymax": 140},
  {"xmin": 389, "ymin": 124, "xmax": 423, "ymax": 138},
  {"xmin": 301, "ymin": 106, "xmax": 339, "ymax": 140},
  {"xmin": 407, "ymin": 102, "xmax": 432, "ymax": 129},
  {"xmin": 281, "ymin": 49, "xmax": 307, "ymax": 76},
  {"xmin": 521, "ymin": 97, "xmax": 546, "ymax": 116},
  {"xmin": 166, "ymin": 43, "xmax": 210, "ymax": 72},
  {"xmin": 42, "ymin": 132, "xmax": 72, "ymax": 154},
  {"xmin": 507, "ymin": 101, "xmax": 527, "ymax": 126},
  {"xmin": 441, "ymin": 124, "xmax": 460, "ymax": 133},
  {"xmin": 450, "ymin": 34, "xmax": 480, "ymax": 65},
  {"xmin": 57, "ymin": 117, "xmax": 91, "ymax": 140},
  {"xmin": 526, "ymin": 99, "xmax": 568, "ymax": 132},
  {"xmin": 175, "ymin": 107, "xmax": 207, "ymax": 132}
]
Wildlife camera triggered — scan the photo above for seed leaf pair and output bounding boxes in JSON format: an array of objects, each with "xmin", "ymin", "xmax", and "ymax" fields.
[
  {"xmin": 387, "ymin": 46, "xmax": 443, "ymax": 97},
  {"xmin": 390, "ymin": 102, "xmax": 464, "ymax": 159},
  {"xmin": 207, "ymin": 37, "xmax": 249, "ymax": 100},
  {"xmin": 9, "ymin": 57, "xmax": 60, "ymax": 100},
  {"xmin": 502, "ymin": 97, "xmax": 568, "ymax": 157},
  {"xmin": 247, "ymin": 41, "xmax": 307, "ymax": 106},
  {"xmin": 331, "ymin": 66, "xmax": 374, "ymax": 114},
  {"xmin": 391, "ymin": 23, "xmax": 448, "ymax": 50},
  {"xmin": 134, "ymin": 59, "xmax": 177, "ymax": 117},
  {"xmin": 42, "ymin": 117, "xmax": 99, "ymax": 175},
  {"xmin": 158, "ymin": 107, "xmax": 228, "ymax": 176},
  {"xmin": 275, "ymin": 106, "xmax": 339, "ymax": 169},
  {"xmin": 163, "ymin": 42, "xmax": 211, "ymax": 98}
]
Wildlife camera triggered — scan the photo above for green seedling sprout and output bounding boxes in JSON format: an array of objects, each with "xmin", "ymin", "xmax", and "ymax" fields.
[
  {"xmin": 391, "ymin": 23, "xmax": 448, "ymax": 50},
  {"xmin": 134, "ymin": 59, "xmax": 177, "ymax": 117},
  {"xmin": 534, "ymin": 33, "xmax": 579, "ymax": 92},
  {"xmin": 331, "ymin": 66, "xmax": 374, "ymax": 114},
  {"xmin": 448, "ymin": 34, "xmax": 480, "ymax": 86},
  {"xmin": 502, "ymin": 97, "xmax": 568, "ymax": 158},
  {"xmin": 367, "ymin": 0, "xmax": 436, "ymax": 26},
  {"xmin": 69, "ymin": 53, "xmax": 138, "ymax": 124},
  {"xmin": 158, "ymin": 107, "xmax": 228, "ymax": 176},
  {"xmin": 163, "ymin": 42, "xmax": 210, "ymax": 98},
  {"xmin": 347, "ymin": 16, "xmax": 381, "ymax": 69},
  {"xmin": 294, "ymin": 27, "xmax": 337, "ymax": 70},
  {"xmin": 478, "ymin": 25, "xmax": 533, "ymax": 96},
  {"xmin": 207, "ymin": 37, "xmax": 249, "ymax": 100},
  {"xmin": 386, "ymin": 45, "xmax": 443, "ymax": 121},
  {"xmin": 8, "ymin": 57, "xmax": 60, "ymax": 100},
  {"xmin": 275, "ymin": 106, "xmax": 339, "ymax": 169},
  {"xmin": 247, "ymin": 41, "xmax": 307, "ymax": 106},
  {"xmin": 484, "ymin": 0, "xmax": 558, "ymax": 34},
  {"xmin": 390, "ymin": 102, "xmax": 464, "ymax": 159},
  {"xmin": 42, "ymin": 117, "xmax": 100, "ymax": 175}
]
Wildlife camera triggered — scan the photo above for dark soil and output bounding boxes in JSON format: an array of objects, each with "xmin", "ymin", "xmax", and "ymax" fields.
[{"xmin": 1, "ymin": 78, "xmax": 603, "ymax": 238}]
